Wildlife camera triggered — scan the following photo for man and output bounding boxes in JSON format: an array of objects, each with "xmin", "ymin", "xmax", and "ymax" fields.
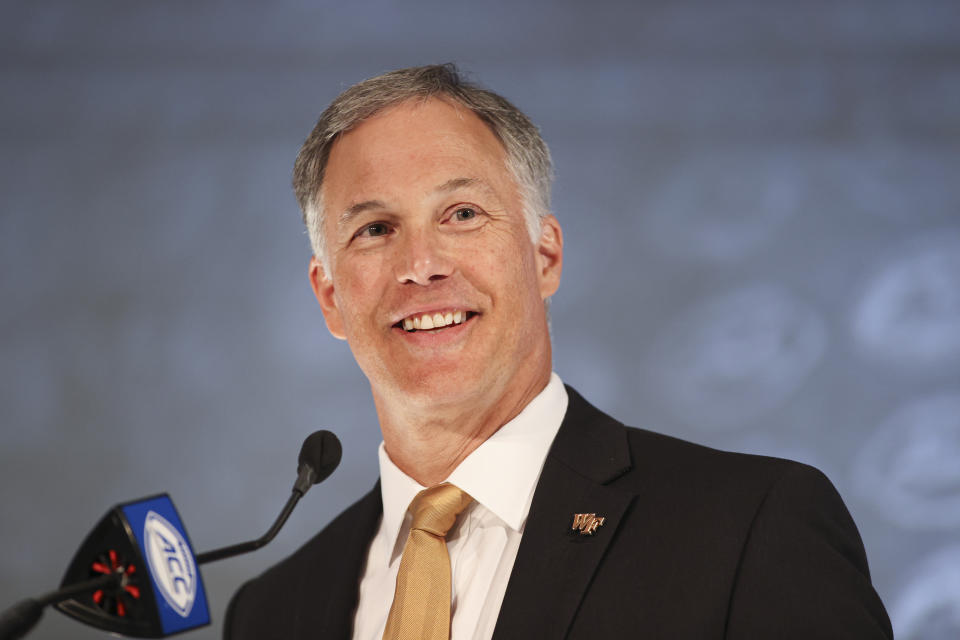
[{"xmin": 225, "ymin": 65, "xmax": 892, "ymax": 639}]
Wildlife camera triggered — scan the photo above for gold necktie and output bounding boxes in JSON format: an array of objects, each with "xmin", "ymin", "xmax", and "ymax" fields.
[{"xmin": 382, "ymin": 483, "xmax": 473, "ymax": 640}]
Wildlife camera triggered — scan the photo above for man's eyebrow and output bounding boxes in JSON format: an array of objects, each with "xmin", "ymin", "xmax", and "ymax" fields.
[
  {"xmin": 435, "ymin": 177, "xmax": 481, "ymax": 193},
  {"xmin": 338, "ymin": 199, "xmax": 386, "ymax": 227}
]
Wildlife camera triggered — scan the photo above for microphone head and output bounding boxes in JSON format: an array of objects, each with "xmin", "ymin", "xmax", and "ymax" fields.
[{"xmin": 297, "ymin": 430, "xmax": 342, "ymax": 486}]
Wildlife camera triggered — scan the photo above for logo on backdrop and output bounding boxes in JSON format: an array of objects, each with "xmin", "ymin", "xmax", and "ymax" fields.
[
  {"xmin": 852, "ymin": 392, "xmax": 960, "ymax": 530},
  {"xmin": 648, "ymin": 283, "xmax": 826, "ymax": 431},
  {"xmin": 143, "ymin": 510, "xmax": 198, "ymax": 617},
  {"xmin": 890, "ymin": 545, "xmax": 960, "ymax": 640}
]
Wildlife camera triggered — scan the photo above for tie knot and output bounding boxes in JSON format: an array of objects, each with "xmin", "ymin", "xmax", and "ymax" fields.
[{"xmin": 409, "ymin": 483, "xmax": 473, "ymax": 537}]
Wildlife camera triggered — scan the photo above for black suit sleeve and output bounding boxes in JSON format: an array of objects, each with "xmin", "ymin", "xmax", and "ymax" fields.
[{"xmin": 725, "ymin": 463, "xmax": 893, "ymax": 639}]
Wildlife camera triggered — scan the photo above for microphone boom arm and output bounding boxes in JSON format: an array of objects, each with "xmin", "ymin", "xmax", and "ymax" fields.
[
  {"xmin": 194, "ymin": 488, "xmax": 302, "ymax": 565},
  {"xmin": 196, "ymin": 430, "xmax": 337, "ymax": 565}
]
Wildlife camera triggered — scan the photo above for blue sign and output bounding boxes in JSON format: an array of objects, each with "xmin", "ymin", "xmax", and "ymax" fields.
[{"xmin": 122, "ymin": 495, "xmax": 210, "ymax": 635}]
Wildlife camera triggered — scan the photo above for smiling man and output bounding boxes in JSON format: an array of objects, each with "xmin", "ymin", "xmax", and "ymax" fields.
[
  {"xmin": 225, "ymin": 65, "xmax": 892, "ymax": 639},
  {"xmin": 309, "ymin": 96, "xmax": 561, "ymax": 489}
]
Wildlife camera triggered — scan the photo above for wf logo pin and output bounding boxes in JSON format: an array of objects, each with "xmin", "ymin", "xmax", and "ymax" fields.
[{"xmin": 572, "ymin": 513, "xmax": 605, "ymax": 536}]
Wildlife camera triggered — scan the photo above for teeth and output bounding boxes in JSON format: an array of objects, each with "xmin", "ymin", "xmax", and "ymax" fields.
[{"xmin": 399, "ymin": 310, "xmax": 470, "ymax": 331}]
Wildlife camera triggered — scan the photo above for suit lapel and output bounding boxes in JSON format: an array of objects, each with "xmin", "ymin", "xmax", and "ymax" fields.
[
  {"xmin": 493, "ymin": 387, "xmax": 634, "ymax": 639},
  {"xmin": 295, "ymin": 481, "xmax": 382, "ymax": 639}
]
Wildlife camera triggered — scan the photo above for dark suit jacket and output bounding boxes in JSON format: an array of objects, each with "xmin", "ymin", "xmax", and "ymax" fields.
[{"xmin": 224, "ymin": 387, "xmax": 893, "ymax": 638}]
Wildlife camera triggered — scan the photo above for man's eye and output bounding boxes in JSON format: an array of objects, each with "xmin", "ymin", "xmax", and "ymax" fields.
[
  {"xmin": 357, "ymin": 222, "xmax": 390, "ymax": 237},
  {"xmin": 452, "ymin": 207, "xmax": 478, "ymax": 222}
]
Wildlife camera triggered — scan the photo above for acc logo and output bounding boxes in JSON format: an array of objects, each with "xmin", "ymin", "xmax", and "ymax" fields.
[{"xmin": 143, "ymin": 511, "xmax": 197, "ymax": 617}]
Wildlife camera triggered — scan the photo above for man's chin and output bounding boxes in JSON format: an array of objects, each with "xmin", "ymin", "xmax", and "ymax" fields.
[
  {"xmin": 375, "ymin": 369, "xmax": 495, "ymax": 411},
  {"xmin": 396, "ymin": 378, "xmax": 478, "ymax": 406}
]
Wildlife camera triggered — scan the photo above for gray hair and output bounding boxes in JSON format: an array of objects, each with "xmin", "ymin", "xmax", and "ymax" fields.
[{"xmin": 293, "ymin": 63, "xmax": 553, "ymax": 271}]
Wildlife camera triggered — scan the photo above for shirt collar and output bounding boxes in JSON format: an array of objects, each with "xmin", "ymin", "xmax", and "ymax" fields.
[{"xmin": 377, "ymin": 372, "xmax": 568, "ymax": 563}]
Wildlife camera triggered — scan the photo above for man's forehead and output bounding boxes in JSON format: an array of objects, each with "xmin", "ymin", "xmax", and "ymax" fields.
[{"xmin": 326, "ymin": 98, "xmax": 505, "ymax": 168}]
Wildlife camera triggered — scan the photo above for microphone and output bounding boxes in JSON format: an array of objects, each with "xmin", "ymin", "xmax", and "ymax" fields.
[
  {"xmin": 0, "ymin": 430, "xmax": 341, "ymax": 640},
  {"xmin": 195, "ymin": 429, "xmax": 342, "ymax": 564},
  {"xmin": 294, "ymin": 429, "xmax": 342, "ymax": 494}
]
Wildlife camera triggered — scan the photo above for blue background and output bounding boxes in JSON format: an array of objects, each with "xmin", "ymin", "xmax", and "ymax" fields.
[{"xmin": 2, "ymin": 1, "xmax": 958, "ymax": 638}]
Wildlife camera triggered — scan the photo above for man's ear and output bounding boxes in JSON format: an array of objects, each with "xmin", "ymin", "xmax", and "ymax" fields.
[
  {"xmin": 308, "ymin": 256, "xmax": 347, "ymax": 340},
  {"xmin": 535, "ymin": 214, "xmax": 563, "ymax": 299}
]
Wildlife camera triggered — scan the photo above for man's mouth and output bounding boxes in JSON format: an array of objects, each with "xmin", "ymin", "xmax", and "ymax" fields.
[{"xmin": 393, "ymin": 310, "xmax": 478, "ymax": 332}]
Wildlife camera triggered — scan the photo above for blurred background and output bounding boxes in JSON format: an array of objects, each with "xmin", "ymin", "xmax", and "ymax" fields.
[{"xmin": 2, "ymin": 1, "xmax": 958, "ymax": 638}]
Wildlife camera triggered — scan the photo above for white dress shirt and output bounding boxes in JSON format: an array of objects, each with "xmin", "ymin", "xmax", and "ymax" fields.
[{"xmin": 352, "ymin": 373, "xmax": 568, "ymax": 640}]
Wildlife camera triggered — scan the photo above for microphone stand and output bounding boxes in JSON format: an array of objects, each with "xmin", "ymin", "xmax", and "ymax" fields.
[
  {"xmin": 0, "ymin": 429, "xmax": 338, "ymax": 640},
  {"xmin": 0, "ymin": 574, "xmax": 121, "ymax": 640},
  {"xmin": 0, "ymin": 472, "xmax": 314, "ymax": 639}
]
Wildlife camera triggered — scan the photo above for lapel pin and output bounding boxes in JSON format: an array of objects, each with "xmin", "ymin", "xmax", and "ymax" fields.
[{"xmin": 572, "ymin": 513, "xmax": 605, "ymax": 536}]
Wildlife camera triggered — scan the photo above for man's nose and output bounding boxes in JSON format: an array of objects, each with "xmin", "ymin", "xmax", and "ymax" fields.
[{"xmin": 393, "ymin": 228, "xmax": 453, "ymax": 285}]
